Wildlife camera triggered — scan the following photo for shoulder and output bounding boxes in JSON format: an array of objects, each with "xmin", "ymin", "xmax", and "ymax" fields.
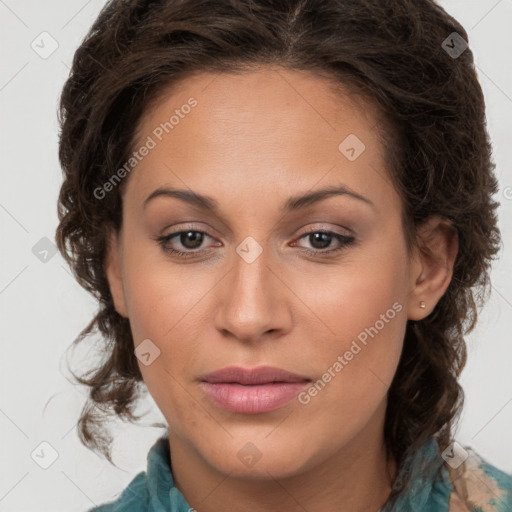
[
  {"xmin": 86, "ymin": 471, "xmax": 148, "ymax": 512},
  {"xmin": 83, "ymin": 435, "xmax": 190, "ymax": 512},
  {"xmin": 442, "ymin": 444, "xmax": 512, "ymax": 512},
  {"xmin": 384, "ymin": 438, "xmax": 512, "ymax": 512}
]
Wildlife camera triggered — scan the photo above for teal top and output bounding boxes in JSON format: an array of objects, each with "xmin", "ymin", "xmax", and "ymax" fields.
[{"xmin": 87, "ymin": 435, "xmax": 512, "ymax": 511}]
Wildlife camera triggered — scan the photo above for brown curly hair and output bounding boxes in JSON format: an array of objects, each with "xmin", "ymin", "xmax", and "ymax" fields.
[{"xmin": 56, "ymin": 0, "xmax": 501, "ymax": 495}]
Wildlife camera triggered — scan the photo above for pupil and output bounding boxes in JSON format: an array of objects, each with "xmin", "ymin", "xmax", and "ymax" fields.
[
  {"xmin": 181, "ymin": 231, "xmax": 203, "ymax": 249},
  {"xmin": 311, "ymin": 232, "xmax": 331, "ymax": 249}
]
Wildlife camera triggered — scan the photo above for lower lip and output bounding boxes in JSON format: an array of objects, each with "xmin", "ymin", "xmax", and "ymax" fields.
[{"xmin": 201, "ymin": 381, "xmax": 310, "ymax": 414}]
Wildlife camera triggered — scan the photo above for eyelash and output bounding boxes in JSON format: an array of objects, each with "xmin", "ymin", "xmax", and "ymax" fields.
[{"xmin": 154, "ymin": 228, "xmax": 355, "ymax": 259}]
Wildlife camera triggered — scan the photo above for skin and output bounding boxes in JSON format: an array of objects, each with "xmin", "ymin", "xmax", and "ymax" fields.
[{"xmin": 105, "ymin": 66, "xmax": 457, "ymax": 512}]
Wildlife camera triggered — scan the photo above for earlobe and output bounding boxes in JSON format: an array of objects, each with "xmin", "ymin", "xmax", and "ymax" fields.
[
  {"xmin": 407, "ymin": 216, "xmax": 458, "ymax": 321},
  {"xmin": 104, "ymin": 230, "xmax": 129, "ymax": 318}
]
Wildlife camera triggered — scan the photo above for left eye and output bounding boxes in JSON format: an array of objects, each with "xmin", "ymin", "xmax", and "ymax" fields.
[
  {"xmin": 155, "ymin": 229, "xmax": 355, "ymax": 258},
  {"xmin": 293, "ymin": 230, "xmax": 355, "ymax": 254}
]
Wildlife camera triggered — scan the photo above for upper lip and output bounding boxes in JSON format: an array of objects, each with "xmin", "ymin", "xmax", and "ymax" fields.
[{"xmin": 200, "ymin": 366, "xmax": 311, "ymax": 385}]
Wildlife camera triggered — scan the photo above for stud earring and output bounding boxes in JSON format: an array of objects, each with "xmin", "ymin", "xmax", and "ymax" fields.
[{"xmin": 419, "ymin": 301, "xmax": 426, "ymax": 309}]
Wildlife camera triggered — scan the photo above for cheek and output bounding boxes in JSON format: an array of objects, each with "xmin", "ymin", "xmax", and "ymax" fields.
[
  {"xmin": 289, "ymin": 245, "xmax": 408, "ymax": 414},
  {"xmin": 121, "ymin": 235, "xmax": 210, "ymax": 342},
  {"xmin": 124, "ymin": 269, "xmax": 208, "ymax": 391},
  {"xmin": 120, "ymin": 246, "xmax": 218, "ymax": 410}
]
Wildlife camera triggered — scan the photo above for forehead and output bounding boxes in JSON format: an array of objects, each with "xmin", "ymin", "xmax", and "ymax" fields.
[{"xmin": 126, "ymin": 66, "xmax": 394, "ymax": 212}]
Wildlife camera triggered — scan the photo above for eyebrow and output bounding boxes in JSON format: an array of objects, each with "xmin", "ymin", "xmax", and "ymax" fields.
[{"xmin": 143, "ymin": 184, "xmax": 374, "ymax": 213}]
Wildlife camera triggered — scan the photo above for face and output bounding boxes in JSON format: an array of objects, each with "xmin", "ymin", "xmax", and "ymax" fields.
[{"xmin": 105, "ymin": 67, "xmax": 443, "ymax": 480}]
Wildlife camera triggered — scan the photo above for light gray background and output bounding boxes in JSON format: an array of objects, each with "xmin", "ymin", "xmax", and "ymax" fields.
[{"xmin": 1, "ymin": 0, "xmax": 511, "ymax": 510}]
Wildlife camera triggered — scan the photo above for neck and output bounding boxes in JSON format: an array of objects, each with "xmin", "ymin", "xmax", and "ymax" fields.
[{"xmin": 169, "ymin": 400, "xmax": 396, "ymax": 512}]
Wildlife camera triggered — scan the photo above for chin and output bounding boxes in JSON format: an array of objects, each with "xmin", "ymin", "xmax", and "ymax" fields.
[{"xmin": 200, "ymin": 439, "xmax": 318, "ymax": 481}]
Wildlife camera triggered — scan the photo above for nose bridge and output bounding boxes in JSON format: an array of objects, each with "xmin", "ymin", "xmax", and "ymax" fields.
[
  {"xmin": 215, "ymin": 237, "xmax": 284, "ymax": 340},
  {"xmin": 234, "ymin": 239, "xmax": 270, "ymax": 297}
]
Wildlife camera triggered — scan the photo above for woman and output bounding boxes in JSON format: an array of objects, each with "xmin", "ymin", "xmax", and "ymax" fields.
[{"xmin": 55, "ymin": 0, "xmax": 511, "ymax": 510}]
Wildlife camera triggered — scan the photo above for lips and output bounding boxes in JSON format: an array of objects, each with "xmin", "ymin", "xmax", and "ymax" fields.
[
  {"xmin": 199, "ymin": 366, "xmax": 311, "ymax": 414},
  {"xmin": 200, "ymin": 365, "xmax": 311, "ymax": 385}
]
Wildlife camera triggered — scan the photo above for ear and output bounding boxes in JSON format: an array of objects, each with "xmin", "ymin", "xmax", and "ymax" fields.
[
  {"xmin": 104, "ymin": 229, "xmax": 129, "ymax": 318},
  {"xmin": 407, "ymin": 216, "xmax": 458, "ymax": 321}
]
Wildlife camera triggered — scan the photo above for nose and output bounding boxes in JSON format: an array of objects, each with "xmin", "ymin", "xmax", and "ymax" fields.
[{"xmin": 214, "ymin": 242, "xmax": 292, "ymax": 344}]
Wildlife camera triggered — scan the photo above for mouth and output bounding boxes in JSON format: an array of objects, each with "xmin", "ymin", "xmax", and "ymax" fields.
[
  {"xmin": 200, "ymin": 365, "xmax": 311, "ymax": 385},
  {"xmin": 199, "ymin": 366, "xmax": 312, "ymax": 414}
]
